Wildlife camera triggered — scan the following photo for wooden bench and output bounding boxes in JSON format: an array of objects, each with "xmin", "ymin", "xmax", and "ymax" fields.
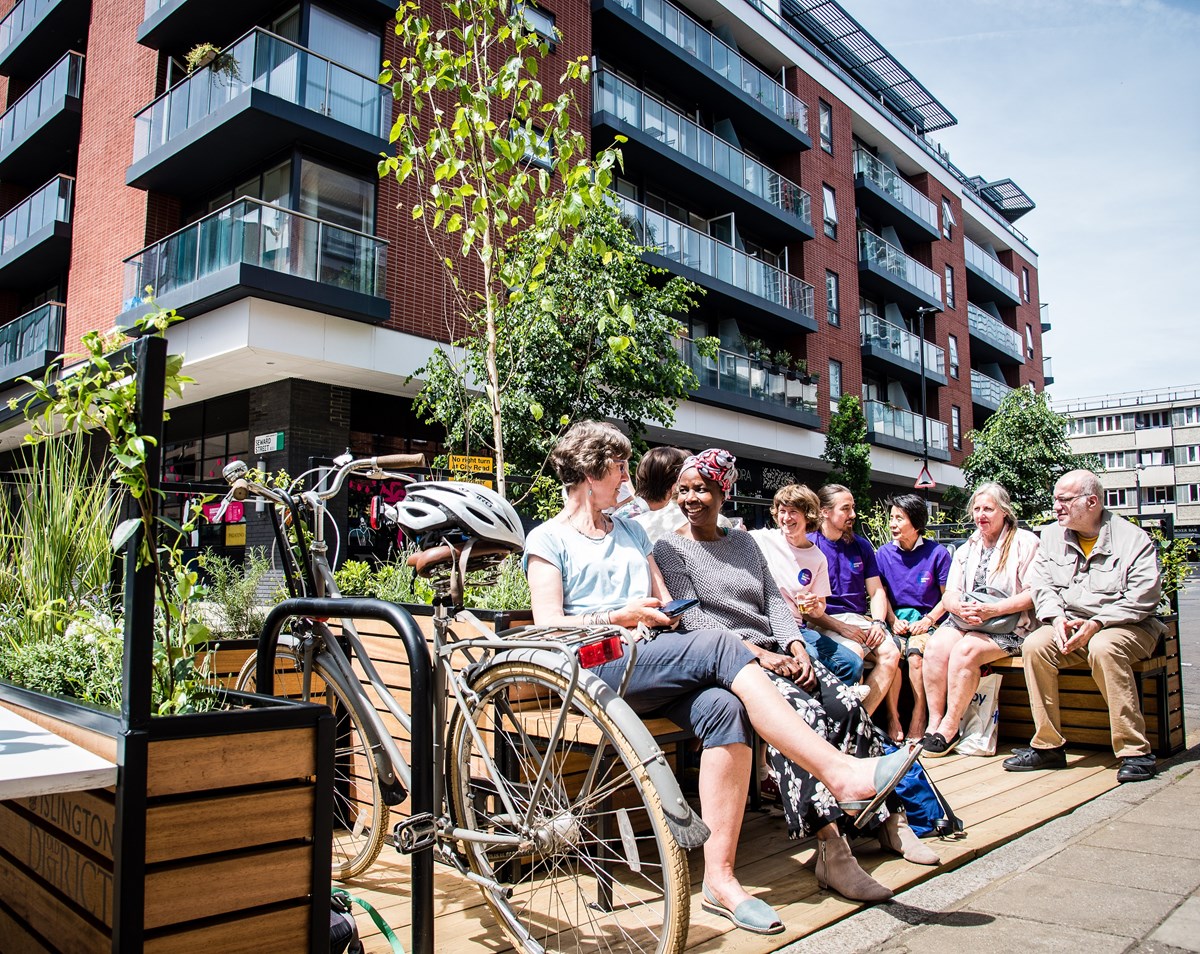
[{"xmin": 988, "ymin": 616, "xmax": 1185, "ymax": 758}]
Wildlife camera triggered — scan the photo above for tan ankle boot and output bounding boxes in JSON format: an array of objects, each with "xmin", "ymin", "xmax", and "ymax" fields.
[
  {"xmin": 879, "ymin": 811, "xmax": 940, "ymax": 866},
  {"xmin": 814, "ymin": 834, "xmax": 894, "ymax": 902}
]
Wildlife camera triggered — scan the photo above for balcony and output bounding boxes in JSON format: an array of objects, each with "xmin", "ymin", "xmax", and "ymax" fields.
[
  {"xmin": 593, "ymin": 69, "xmax": 814, "ymax": 242},
  {"xmin": 127, "ymin": 28, "xmax": 389, "ymax": 194},
  {"xmin": 1043, "ymin": 355, "xmax": 1054, "ymax": 385},
  {"xmin": 118, "ymin": 197, "xmax": 389, "ymax": 327},
  {"xmin": 864, "ymin": 399, "xmax": 950, "ymax": 461},
  {"xmin": 852, "ymin": 149, "xmax": 939, "ymax": 242},
  {"xmin": 966, "ymin": 302, "xmax": 1024, "ymax": 366},
  {"xmin": 0, "ymin": 0, "xmax": 88, "ymax": 79},
  {"xmin": 0, "ymin": 301, "xmax": 64, "ymax": 387},
  {"xmin": 675, "ymin": 336, "xmax": 820, "ymax": 428},
  {"xmin": 138, "ymin": 0, "xmax": 398, "ymax": 49},
  {"xmin": 856, "ymin": 229, "xmax": 943, "ymax": 311},
  {"xmin": 859, "ymin": 313, "xmax": 947, "ymax": 386},
  {"xmin": 617, "ymin": 195, "xmax": 815, "ymax": 331},
  {"xmin": 0, "ymin": 51, "xmax": 83, "ymax": 183},
  {"xmin": 963, "ymin": 236, "xmax": 1021, "ymax": 306},
  {"xmin": 970, "ymin": 369, "xmax": 1013, "ymax": 412},
  {"xmin": 0, "ymin": 175, "xmax": 73, "ymax": 288},
  {"xmin": 592, "ymin": 0, "xmax": 810, "ymax": 151}
]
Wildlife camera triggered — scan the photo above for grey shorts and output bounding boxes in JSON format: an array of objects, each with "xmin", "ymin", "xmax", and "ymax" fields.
[{"xmin": 592, "ymin": 628, "xmax": 756, "ymax": 749}]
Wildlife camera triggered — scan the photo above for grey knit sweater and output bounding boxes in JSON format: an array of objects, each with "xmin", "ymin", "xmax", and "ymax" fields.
[{"xmin": 654, "ymin": 529, "xmax": 804, "ymax": 652}]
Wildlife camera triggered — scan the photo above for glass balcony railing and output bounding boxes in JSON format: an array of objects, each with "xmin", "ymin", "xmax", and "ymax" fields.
[
  {"xmin": 675, "ymin": 336, "xmax": 817, "ymax": 415},
  {"xmin": 860, "ymin": 313, "xmax": 945, "ymax": 376},
  {"xmin": 0, "ymin": 175, "xmax": 73, "ymax": 257},
  {"xmin": 593, "ymin": 70, "xmax": 812, "ymax": 229},
  {"xmin": 122, "ymin": 197, "xmax": 387, "ymax": 310},
  {"xmin": 0, "ymin": 51, "xmax": 83, "ymax": 157},
  {"xmin": 971, "ymin": 369, "xmax": 1012, "ymax": 408},
  {"xmin": 608, "ymin": 0, "xmax": 808, "ymax": 133},
  {"xmin": 616, "ymin": 195, "xmax": 814, "ymax": 320},
  {"xmin": 143, "ymin": 0, "xmax": 169, "ymax": 16},
  {"xmin": 132, "ymin": 28, "xmax": 389, "ymax": 163},
  {"xmin": 857, "ymin": 229, "xmax": 942, "ymax": 303},
  {"xmin": 0, "ymin": 0, "xmax": 57, "ymax": 56},
  {"xmin": 852, "ymin": 149, "xmax": 938, "ymax": 230},
  {"xmin": 964, "ymin": 236, "xmax": 1020, "ymax": 299},
  {"xmin": 967, "ymin": 301, "xmax": 1022, "ymax": 359},
  {"xmin": 0, "ymin": 301, "xmax": 64, "ymax": 380},
  {"xmin": 864, "ymin": 399, "xmax": 949, "ymax": 452}
]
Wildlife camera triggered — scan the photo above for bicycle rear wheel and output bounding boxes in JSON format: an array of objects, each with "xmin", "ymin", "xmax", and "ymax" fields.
[
  {"xmin": 447, "ymin": 659, "xmax": 689, "ymax": 954},
  {"xmin": 235, "ymin": 645, "xmax": 389, "ymax": 881}
]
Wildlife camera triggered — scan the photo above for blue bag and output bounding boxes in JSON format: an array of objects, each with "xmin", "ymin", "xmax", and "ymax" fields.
[{"xmin": 884, "ymin": 743, "xmax": 964, "ymax": 838}]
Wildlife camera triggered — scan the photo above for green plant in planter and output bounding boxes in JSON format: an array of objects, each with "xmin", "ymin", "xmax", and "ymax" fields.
[
  {"xmin": 1151, "ymin": 528, "xmax": 1195, "ymax": 613},
  {"xmin": 9, "ymin": 305, "xmax": 213, "ymax": 714},
  {"xmin": 197, "ymin": 547, "xmax": 272, "ymax": 639},
  {"xmin": 185, "ymin": 42, "xmax": 241, "ymax": 84}
]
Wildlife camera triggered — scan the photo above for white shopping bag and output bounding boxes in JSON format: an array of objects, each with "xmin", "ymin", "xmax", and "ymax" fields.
[{"xmin": 956, "ymin": 672, "xmax": 1003, "ymax": 757}]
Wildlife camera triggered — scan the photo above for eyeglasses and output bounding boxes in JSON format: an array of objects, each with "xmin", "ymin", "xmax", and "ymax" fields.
[{"xmin": 1053, "ymin": 493, "xmax": 1089, "ymax": 506}]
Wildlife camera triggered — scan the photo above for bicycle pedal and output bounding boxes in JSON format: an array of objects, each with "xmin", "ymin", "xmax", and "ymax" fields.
[{"xmin": 393, "ymin": 813, "xmax": 437, "ymax": 853}]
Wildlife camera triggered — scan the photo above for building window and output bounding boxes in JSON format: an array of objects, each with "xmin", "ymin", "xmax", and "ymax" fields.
[
  {"xmin": 1136, "ymin": 410, "xmax": 1171, "ymax": 429},
  {"xmin": 819, "ymin": 100, "xmax": 833, "ymax": 153},
  {"xmin": 945, "ymin": 265, "xmax": 955, "ymax": 309},
  {"xmin": 1101, "ymin": 450, "xmax": 1134, "ymax": 470},
  {"xmin": 1094, "ymin": 414, "xmax": 1127, "ymax": 434},
  {"xmin": 1175, "ymin": 405, "xmax": 1200, "ymax": 425},
  {"xmin": 948, "ymin": 334, "xmax": 959, "ymax": 379},
  {"xmin": 1025, "ymin": 324, "xmax": 1035, "ymax": 359},
  {"xmin": 518, "ymin": 2, "xmax": 557, "ymax": 44},
  {"xmin": 512, "ymin": 124, "xmax": 553, "ymax": 168},
  {"xmin": 822, "ymin": 185, "xmax": 837, "ymax": 239},
  {"xmin": 1022, "ymin": 267, "xmax": 1030, "ymax": 302},
  {"xmin": 1184, "ymin": 444, "xmax": 1200, "ymax": 464},
  {"xmin": 941, "ymin": 197, "xmax": 954, "ymax": 239},
  {"xmin": 1105, "ymin": 489, "xmax": 1129, "ymax": 508},
  {"xmin": 1180, "ymin": 483, "xmax": 1200, "ymax": 504},
  {"xmin": 1145, "ymin": 485, "xmax": 1175, "ymax": 505},
  {"xmin": 826, "ymin": 270, "xmax": 840, "ymax": 325},
  {"xmin": 1138, "ymin": 448, "xmax": 1174, "ymax": 466},
  {"xmin": 951, "ymin": 405, "xmax": 962, "ymax": 450},
  {"xmin": 829, "ymin": 359, "xmax": 842, "ymax": 400}
]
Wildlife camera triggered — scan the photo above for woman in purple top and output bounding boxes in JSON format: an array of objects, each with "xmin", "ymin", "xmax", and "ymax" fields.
[{"xmin": 875, "ymin": 494, "xmax": 951, "ymax": 740}]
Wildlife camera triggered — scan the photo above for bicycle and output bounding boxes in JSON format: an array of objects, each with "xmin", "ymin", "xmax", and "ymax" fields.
[{"xmin": 218, "ymin": 455, "xmax": 703, "ymax": 953}]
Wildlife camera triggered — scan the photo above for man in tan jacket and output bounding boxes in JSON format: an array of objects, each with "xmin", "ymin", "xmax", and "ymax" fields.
[{"xmin": 1003, "ymin": 470, "xmax": 1163, "ymax": 782}]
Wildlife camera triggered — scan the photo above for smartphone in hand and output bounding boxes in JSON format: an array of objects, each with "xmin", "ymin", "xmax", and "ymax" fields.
[{"xmin": 660, "ymin": 597, "xmax": 699, "ymax": 619}]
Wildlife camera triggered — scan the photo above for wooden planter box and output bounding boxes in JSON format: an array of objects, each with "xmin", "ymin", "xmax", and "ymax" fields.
[{"xmin": 0, "ymin": 682, "xmax": 334, "ymax": 953}]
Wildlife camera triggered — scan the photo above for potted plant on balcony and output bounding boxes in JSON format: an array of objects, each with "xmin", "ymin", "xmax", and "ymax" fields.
[{"xmin": 186, "ymin": 42, "xmax": 241, "ymax": 85}]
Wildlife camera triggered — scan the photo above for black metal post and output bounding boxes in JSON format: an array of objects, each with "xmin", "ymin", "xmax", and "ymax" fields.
[
  {"xmin": 258, "ymin": 598, "xmax": 435, "ymax": 954},
  {"xmin": 916, "ymin": 306, "xmax": 937, "ymax": 478}
]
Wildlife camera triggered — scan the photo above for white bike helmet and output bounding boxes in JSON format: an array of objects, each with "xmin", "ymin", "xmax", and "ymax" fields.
[{"xmin": 392, "ymin": 481, "xmax": 525, "ymax": 553}]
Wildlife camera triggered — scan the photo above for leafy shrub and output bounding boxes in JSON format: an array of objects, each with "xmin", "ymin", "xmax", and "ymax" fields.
[
  {"xmin": 0, "ymin": 605, "xmax": 124, "ymax": 708},
  {"xmin": 198, "ymin": 547, "xmax": 272, "ymax": 638}
]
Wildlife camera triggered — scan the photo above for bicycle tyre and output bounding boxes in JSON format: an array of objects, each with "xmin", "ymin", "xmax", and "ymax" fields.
[
  {"xmin": 235, "ymin": 646, "xmax": 389, "ymax": 881},
  {"xmin": 447, "ymin": 659, "xmax": 689, "ymax": 954}
]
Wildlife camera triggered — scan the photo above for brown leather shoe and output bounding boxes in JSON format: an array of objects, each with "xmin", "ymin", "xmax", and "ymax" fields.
[
  {"xmin": 815, "ymin": 834, "xmax": 894, "ymax": 902},
  {"xmin": 879, "ymin": 810, "xmax": 940, "ymax": 866}
]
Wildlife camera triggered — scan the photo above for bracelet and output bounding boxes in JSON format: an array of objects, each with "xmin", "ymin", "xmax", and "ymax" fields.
[{"xmin": 871, "ymin": 619, "xmax": 886, "ymax": 627}]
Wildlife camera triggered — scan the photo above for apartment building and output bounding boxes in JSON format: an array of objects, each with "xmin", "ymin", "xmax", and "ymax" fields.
[
  {"xmin": 1058, "ymin": 386, "xmax": 1200, "ymax": 538},
  {"xmin": 0, "ymin": 0, "xmax": 1048, "ymax": 546}
]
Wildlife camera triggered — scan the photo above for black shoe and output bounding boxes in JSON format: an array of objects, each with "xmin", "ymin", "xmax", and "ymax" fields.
[
  {"xmin": 1116, "ymin": 754, "xmax": 1157, "ymax": 783},
  {"xmin": 1002, "ymin": 746, "xmax": 1067, "ymax": 772},
  {"xmin": 921, "ymin": 730, "xmax": 961, "ymax": 759}
]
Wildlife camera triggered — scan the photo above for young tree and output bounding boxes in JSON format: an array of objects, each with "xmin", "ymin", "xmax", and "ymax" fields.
[
  {"xmin": 413, "ymin": 199, "xmax": 707, "ymax": 496},
  {"xmin": 380, "ymin": 0, "xmax": 622, "ymax": 497},
  {"xmin": 960, "ymin": 385, "xmax": 1100, "ymax": 518},
  {"xmin": 822, "ymin": 393, "xmax": 873, "ymax": 504}
]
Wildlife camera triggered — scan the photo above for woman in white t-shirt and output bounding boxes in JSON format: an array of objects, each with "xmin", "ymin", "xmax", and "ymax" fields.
[{"xmin": 751, "ymin": 484, "xmax": 865, "ymax": 687}]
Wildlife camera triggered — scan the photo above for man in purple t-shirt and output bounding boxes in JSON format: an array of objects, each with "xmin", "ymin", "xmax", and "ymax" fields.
[{"xmin": 808, "ymin": 484, "xmax": 903, "ymax": 742}]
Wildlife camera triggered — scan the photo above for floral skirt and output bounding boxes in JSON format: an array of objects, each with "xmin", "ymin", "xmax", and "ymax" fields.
[{"xmin": 764, "ymin": 660, "xmax": 887, "ymax": 838}]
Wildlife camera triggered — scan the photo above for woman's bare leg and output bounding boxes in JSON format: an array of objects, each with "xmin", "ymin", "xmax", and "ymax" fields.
[
  {"xmin": 921, "ymin": 626, "xmax": 960, "ymax": 732},
  {"xmin": 697, "ymin": 742, "xmax": 756, "ymax": 909},
  {"xmin": 907, "ymin": 653, "xmax": 928, "ymax": 740},
  {"xmin": 934, "ymin": 636, "xmax": 1007, "ymax": 739}
]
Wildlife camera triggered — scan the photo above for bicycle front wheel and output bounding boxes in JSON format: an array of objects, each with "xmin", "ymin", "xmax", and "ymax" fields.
[
  {"xmin": 447, "ymin": 659, "xmax": 689, "ymax": 954},
  {"xmin": 235, "ymin": 645, "xmax": 389, "ymax": 881}
]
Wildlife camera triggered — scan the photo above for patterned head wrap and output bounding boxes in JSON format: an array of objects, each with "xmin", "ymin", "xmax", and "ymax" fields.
[{"xmin": 680, "ymin": 448, "xmax": 737, "ymax": 495}]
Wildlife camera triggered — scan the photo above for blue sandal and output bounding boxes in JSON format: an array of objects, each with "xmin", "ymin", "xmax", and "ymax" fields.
[
  {"xmin": 701, "ymin": 883, "xmax": 784, "ymax": 936},
  {"xmin": 841, "ymin": 740, "xmax": 923, "ymax": 829}
]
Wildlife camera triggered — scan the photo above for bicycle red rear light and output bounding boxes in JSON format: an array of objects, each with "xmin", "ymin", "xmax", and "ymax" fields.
[
  {"xmin": 577, "ymin": 634, "xmax": 624, "ymax": 669},
  {"xmin": 369, "ymin": 495, "xmax": 382, "ymax": 530}
]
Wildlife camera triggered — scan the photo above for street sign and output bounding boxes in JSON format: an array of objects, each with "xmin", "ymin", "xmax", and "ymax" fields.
[
  {"xmin": 448, "ymin": 454, "xmax": 493, "ymax": 473},
  {"xmin": 915, "ymin": 464, "xmax": 936, "ymax": 490},
  {"xmin": 254, "ymin": 431, "xmax": 284, "ymax": 454}
]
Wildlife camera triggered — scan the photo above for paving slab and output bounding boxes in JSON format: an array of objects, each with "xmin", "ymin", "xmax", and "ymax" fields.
[
  {"xmin": 1084, "ymin": 820, "xmax": 1200, "ymax": 861},
  {"xmin": 1150, "ymin": 897, "xmax": 1200, "ymax": 952},
  {"xmin": 1033, "ymin": 842, "xmax": 1200, "ymax": 895},
  {"xmin": 876, "ymin": 912, "xmax": 1132, "ymax": 954},
  {"xmin": 966, "ymin": 870, "xmax": 1180, "ymax": 937},
  {"xmin": 1129, "ymin": 943, "xmax": 1198, "ymax": 954},
  {"xmin": 1121, "ymin": 788, "xmax": 1200, "ymax": 831}
]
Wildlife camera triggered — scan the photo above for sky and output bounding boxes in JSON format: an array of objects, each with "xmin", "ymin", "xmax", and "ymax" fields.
[{"xmin": 845, "ymin": 0, "xmax": 1200, "ymax": 401}]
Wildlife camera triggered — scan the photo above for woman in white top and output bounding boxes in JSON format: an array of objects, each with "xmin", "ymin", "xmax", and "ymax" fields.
[{"xmin": 921, "ymin": 482, "xmax": 1040, "ymax": 757}]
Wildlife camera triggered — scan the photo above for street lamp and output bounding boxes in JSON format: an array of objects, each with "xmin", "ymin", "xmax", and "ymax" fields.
[{"xmin": 1134, "ymin": 462, "xmax": 1144, "ymax": 520}]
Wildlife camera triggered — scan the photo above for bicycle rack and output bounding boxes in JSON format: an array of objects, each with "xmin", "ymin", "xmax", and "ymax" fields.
[{"xmin": 259, "ymin": 597, "xmax": 435, "ymax": 954}]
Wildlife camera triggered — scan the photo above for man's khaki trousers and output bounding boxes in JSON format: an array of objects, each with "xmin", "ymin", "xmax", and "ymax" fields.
[{"xmin": 1021, "ymin": 622, "xmax": 1159, "ymax": 757}]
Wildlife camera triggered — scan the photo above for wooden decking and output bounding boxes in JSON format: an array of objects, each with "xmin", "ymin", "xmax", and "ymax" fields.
[{"xmin": 345, "ymin": 747, "xmax": 1122, "ymax": 953}]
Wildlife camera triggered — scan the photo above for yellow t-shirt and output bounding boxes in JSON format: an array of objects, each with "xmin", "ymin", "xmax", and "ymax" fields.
[{"xmin": 1078, "ymin": 533, "xmax": 1098, "ymax": 559}]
